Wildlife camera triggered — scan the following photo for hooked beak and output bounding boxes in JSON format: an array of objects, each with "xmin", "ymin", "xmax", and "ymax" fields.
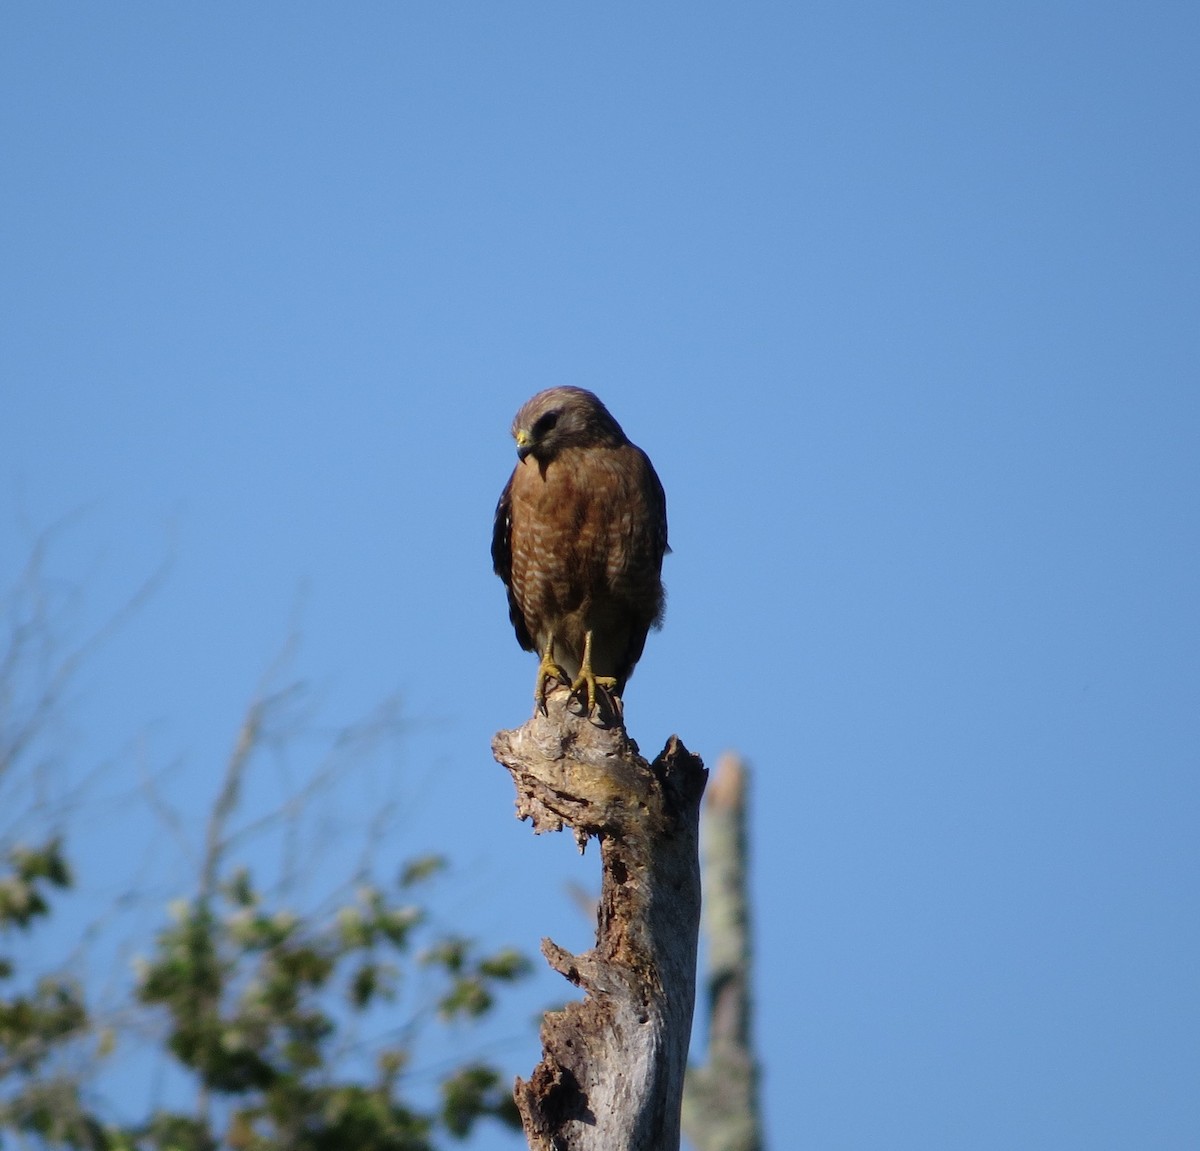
[{"xmin": 515, "ymin": 429, "xmax": 533, "ymax": 460}]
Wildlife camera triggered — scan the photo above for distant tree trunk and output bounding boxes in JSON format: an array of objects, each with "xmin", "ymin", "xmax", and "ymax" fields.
[
  {"xmin": 492, "ymin": 689, "xmax": 707, "ymax": 1151},
  {"xmin": 682, "ymin": 752, "xmax": 764, "ymax": 1151}
]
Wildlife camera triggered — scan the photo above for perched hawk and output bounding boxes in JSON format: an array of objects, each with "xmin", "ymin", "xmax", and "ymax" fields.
[{"xmin": 492, "ymin": 387, "xmax": 669, "ymax": 713}]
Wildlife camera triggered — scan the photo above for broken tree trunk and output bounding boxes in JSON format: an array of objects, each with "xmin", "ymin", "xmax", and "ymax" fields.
[
  {"xmin": 681, "ymin": 752, "xmax": 763, "ymax": 1151},
  {"xmin": 492, "ymin": 687, "xmax": 708, "ymax": 1151}
]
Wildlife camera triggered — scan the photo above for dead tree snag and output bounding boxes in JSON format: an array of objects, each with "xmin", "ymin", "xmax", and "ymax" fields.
[
  {"xmin": 492, "ymin": 688, "xmax": 707, "ymax": 1151},
  {"xmin": 682, "ymin": 752, "xmax": 763, "ymax": 1151}
]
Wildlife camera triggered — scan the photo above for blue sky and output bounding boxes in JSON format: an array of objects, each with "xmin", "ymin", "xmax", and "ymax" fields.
[{"xmin": 2, "ymin": 4, "xmax": 1198, "ymax": 1148}]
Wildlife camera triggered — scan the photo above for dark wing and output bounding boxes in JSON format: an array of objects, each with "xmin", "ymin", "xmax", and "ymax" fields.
[
  {"xmin": 639, "ymin": 446, "xmax": 670, "ymax": 650},
  {"xmin": 490, "ymin": 472, "xmax": 513, "ymax": 584},
  {"xmin": 640, "ymin": 446, "xmax": 670, "ymax": 561},
  {"xmin": 491, "ymin": 471, "xmax": 536, "ymax": 652},
  {"xmin": 611, "ymin": 446, "xmax": 671, "ymax": 689}
]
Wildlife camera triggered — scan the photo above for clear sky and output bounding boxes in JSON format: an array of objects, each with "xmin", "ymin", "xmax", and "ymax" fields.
[{"xmin": 2, "ymin": 4, "xmax": 1198, "ymax": 1148}]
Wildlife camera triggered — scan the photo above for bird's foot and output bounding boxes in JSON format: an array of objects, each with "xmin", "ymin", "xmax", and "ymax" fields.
[
  {"xmin": 534, "ymin": 654, "xmax": 569, "ymax": 714},
  {"xmin": 569, "ymin": 667, "xmax": 619, "ymax": 715}
]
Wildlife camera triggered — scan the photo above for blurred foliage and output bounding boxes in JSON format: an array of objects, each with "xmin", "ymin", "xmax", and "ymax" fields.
[
  {"xmin": 0, "ymin": 838, "xmax": 101, "ymax": 1147},
  {"xmin": 1, "ymin": 843, "xmax": 530, "ymax": 1150},
  {"xmin": 0, "ymin": 535, "xmax": 533, "ymax": 1151}
]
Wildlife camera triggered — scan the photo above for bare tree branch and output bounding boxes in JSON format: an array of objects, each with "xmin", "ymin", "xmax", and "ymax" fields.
[{"xmin": 0, "ymin": 520, "xmax": 169, "ymax": 843}]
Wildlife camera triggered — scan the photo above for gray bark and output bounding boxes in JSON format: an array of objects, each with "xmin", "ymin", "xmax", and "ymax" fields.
[
  {"xmin": 492, "ymin": 687, "xmax": 707, "ymax": 1151},
  {"xmin": 681, "ymin": 752, "xmax": 763, "ymax": 1151}
]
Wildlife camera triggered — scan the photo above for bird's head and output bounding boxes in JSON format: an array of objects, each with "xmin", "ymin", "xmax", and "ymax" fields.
[{"xmin": 510, "ymin": 386, "xmax": 628, "ymax": 462}]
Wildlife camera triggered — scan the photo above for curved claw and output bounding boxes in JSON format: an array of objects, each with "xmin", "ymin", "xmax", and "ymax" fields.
[
  {"xmin": 570, "ymin": 668, "xmax": 618, "ymax": 714},
  {"xmin": 534, "ymin": 645, "xmax": 567, "ymax": 713},
  {"xmin": 568, "ymin": 629, "xmax": 618, "ymax": 715}
]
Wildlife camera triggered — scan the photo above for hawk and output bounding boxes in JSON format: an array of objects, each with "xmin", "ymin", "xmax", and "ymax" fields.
[{"xmin": 492, "ymin": 387, "xmax": 669, "ymax": 713}]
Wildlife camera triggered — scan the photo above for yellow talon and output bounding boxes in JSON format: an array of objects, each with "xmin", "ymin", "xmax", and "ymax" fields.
[
  {"xmin": 569, "ymin": 630, "xmax": 618, "ymax": 714},
  {"xmin": 534, "ymin": 641, "xmax": 567, "ymax": 713}
]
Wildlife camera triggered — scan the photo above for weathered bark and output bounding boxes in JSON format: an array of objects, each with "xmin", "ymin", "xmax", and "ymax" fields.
[
  {"xmin": 492, "ymin": 687, "xmax": 707, "ymax": 1151},
  {"xmin": 681, "ymin": 752, "xmax": 763, "ymax": 1151}
]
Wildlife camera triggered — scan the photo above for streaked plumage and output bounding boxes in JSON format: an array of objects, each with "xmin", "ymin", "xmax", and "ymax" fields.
[{"xmin": 492, "ymin": 387, "xmax": 668, "ymax": 711}]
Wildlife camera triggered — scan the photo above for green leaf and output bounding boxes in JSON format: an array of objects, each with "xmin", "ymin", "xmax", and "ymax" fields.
[
  {"xmin": 398, "ymin": 855, "xmax": 447, "ymax": 888},
  {"xmin": 439, "ymin": 1063, "xmax": 522, "ymax": 1139}
]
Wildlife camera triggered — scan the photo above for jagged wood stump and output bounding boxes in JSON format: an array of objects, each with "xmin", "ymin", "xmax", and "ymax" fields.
[{"xmin": 492, "ymin": 687, "xmax": 707, "ymax": 1151}]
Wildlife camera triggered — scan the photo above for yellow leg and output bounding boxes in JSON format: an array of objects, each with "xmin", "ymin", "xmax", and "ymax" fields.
[
  {"xmin": 534, "ymin": 638, "xmax": 567, "ymax": 713},
  {"xmin": 570, "ymin": 630, "xmax": 619, "ymax": 714}
]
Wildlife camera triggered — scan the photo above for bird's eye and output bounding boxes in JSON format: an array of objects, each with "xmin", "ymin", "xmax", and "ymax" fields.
[{"xmin": 532, "ymin": 411, "xmax": 559, "ymax": 439}]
